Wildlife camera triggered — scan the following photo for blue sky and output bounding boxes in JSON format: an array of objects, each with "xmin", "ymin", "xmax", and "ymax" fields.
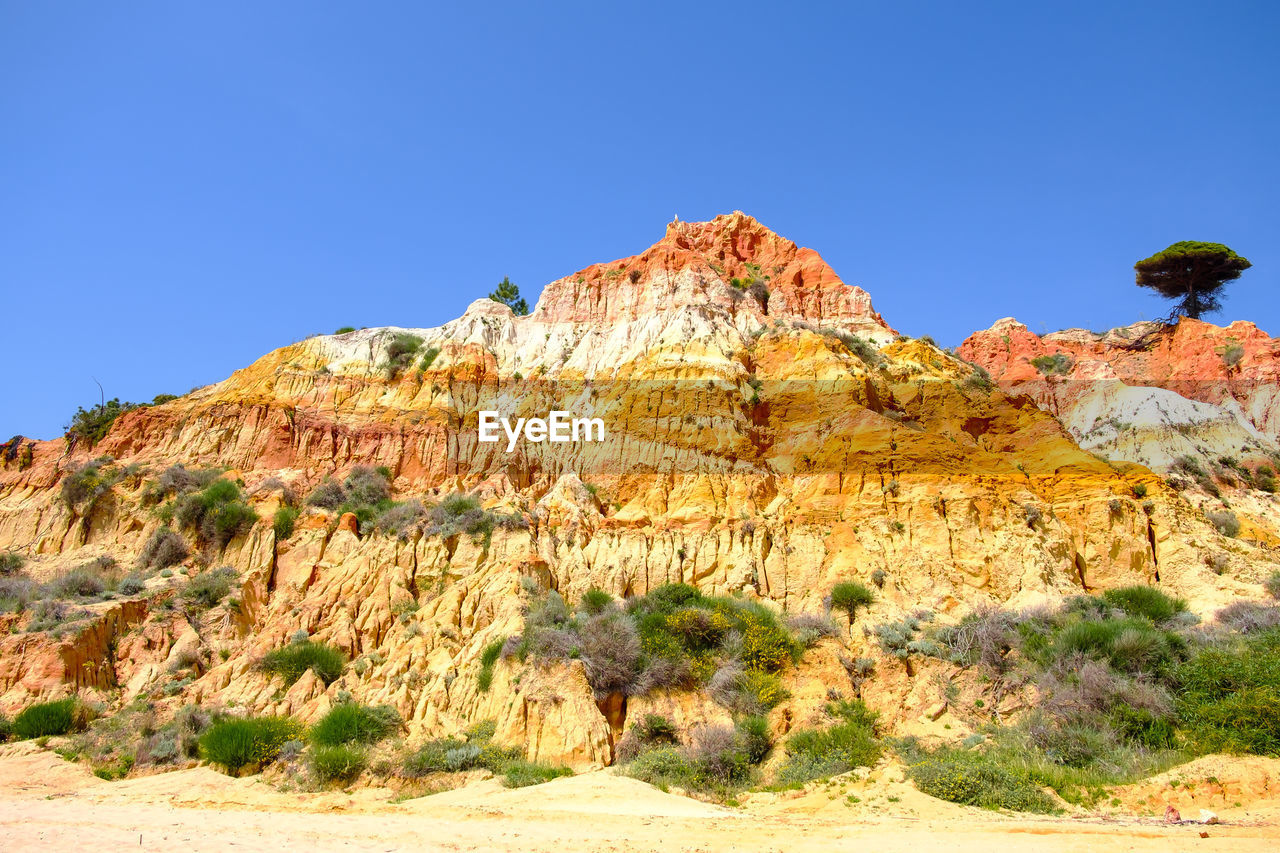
[{"xmin": 2, "ymin": 1, "xmax": 1277, "ymax": 439}]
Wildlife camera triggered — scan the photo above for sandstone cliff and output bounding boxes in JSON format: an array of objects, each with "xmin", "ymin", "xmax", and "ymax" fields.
[{"xmin": 1, "ymin": 213, "xmax": 1276, "ymax": 771}]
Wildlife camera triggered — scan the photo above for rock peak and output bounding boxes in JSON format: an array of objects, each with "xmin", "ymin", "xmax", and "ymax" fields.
[
  {"xmin": 532, "ymin": 212, "xmax": 897, "ymax": 341},
  {"xmin": 660, "ymin": 211, "xmax": 798, "ymax": 261}
]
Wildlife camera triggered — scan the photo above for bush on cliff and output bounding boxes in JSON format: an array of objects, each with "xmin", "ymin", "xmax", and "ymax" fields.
[
  {"xmin": 257, "ymin": 640, "xmax": 346, "ymax": 686},
  {"xmin": 174, "ymin": 478, "xmax": 258, "ymax": 550},
  {"xmin": 273, "ymin": 506, "xmax": 299, "ymax": 540},
  {"xmin": 182, "ymin": 566, "xmax": 238, "ymax": 611},
  {"xmin": 381, "ymin": 333, "xmax": 424, "ymax": 378},
  {"xmin": 137, "ymin": 526, "xmax": 189, "ymax": 570},
  {"xmin": 59, "ymin": 457, "xmax": 123, "ymax": 511},
  {"xmin": 510, "ymin": 583, "xmax": 802, "ymax": 707}
]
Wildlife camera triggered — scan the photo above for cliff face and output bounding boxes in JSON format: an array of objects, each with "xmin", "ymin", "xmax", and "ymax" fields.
[
  {"xmin": 959, "ymin": 317, "xmax": 1280, "ymax": 475},
  {"xmin": 1, "ymin": 214, "xmax": 1277, "ymax": 768}
]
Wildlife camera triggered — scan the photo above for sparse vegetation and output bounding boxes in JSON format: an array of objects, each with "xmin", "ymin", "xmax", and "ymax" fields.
[
  {"xmin": 182, "ymin": 566, "xmax": 238, "ymax": 611},
  {"xmin": 623, "ymin": 716, "xmax": 774, "ymax": 798},
  {"xmin": 424, "ymin": 493, "xmax": 523, "ymax": 545},
  {"xmin": 400, "ymin": 722, "xmax": 567, "ymax": 787},
  {"xmin": 1206, "ymin": 508, "xmax": 1240, "ymax": 538},
  {"xmin": 0, "ymin": 552, "xmax": 26, "ymax": 575},
  {"xmin": 1030, "ymin": 353, "xmax": 1073, "ymax": 376},
  {"xmin": 60, "ymin": 457, "xmax": 123, "ymax": 511},
  {"xmin": 382, "ymin": 333, "xmax": 425, "ymax": 378},
  {"xmin": 509, "ymin": 584, "xmax": 803, "ymax": 715}
]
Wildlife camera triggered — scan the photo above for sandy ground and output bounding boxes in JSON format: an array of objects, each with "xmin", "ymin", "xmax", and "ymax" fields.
[{"xmin": 0, "ymin": 743, "xmax": 1275, "ymax": 852}]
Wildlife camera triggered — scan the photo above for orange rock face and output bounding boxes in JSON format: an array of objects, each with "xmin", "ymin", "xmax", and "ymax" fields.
[
  {"xmin": 961, "ymin": 316, "xmax": 1280, "ymax": 421},
  {"xmin": 534, "ymin": 212, "xmax": 896, "ymax": 336}
]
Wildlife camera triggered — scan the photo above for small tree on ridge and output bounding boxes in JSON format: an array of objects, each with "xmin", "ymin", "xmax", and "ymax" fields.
[
  {"xmin": 1134, "ymin": 241, "xmax": 1251, "ymax": 321},
  {"xmin": 489, "ymin": 277, "xmax": 530, "ymax": 316}
]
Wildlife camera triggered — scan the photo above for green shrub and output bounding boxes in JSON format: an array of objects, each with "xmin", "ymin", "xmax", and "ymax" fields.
[
  {"xmin": 25, "ymin": 599, "xmax": 92, "ymax": 634},
  {"xmin": 273, "ymin": 506, "xmax": 299, "ymax": 540},
  {"xmin": 137, "ymin": 526, "xmax": 188, "ymax": 569},
  {"xmin": 175, "ymin": 479, "xmax": 257, "ymax": 549},
  {"xmin": 0, "ymin": 712, "xmax": 11, "ymax": 742},
  {"xmin": 1206, "ymin": 508, "xmax": 1240, "ymax": 537},
  {"xmin": 306, "ymin": 479, "xmax": 347, "ymax": 510},
  {"xmin": 908, "ymin": 750, "xmax": 1056, "ymax": 812},
  {"xmin": 13, "ymin": 698, "xmax": 77, "ymax": 739},
  {"xmin": 625, "ymin": 745, "xmax": 698, "ymax": 791},
  {"xmin": 1054, "ymin": 617, "xmax": 1183, "ymax": 675},
  {"xmin": 580, "ymin": 587, "xmax": 613, "ymax": 614},
  {"xmin": 311, "ymin": 704, "xmax": 399, "ymax": 746},
  {"xmin": 0, "ymin": 552, "xmax": 25, "ymax": 575},
  {"xmin": 480, "ymin": 639, "xmax": 504, "ymax": 668},
  {"xmin": 59, "ymin": 457, "xmax": 122, "ymax": 510},
  {"xmin": 1101, "ymin": 586, "xmax": 1187, "ymax": 624},
  {"xmin": 334, "ymin": 326, "xmax": 356, "ymax": 334},
  {"xmin": 502, "ymin": 759, "xmax": 572, "ymax": 788},
  {"xmin": 1109, "ymin": 706, "xmax": 1177, "ymax": 750},
  {"xmin": 198, "ymin": 716, "xmax": 305, "ymax": 773},
  {"xmin": 616, "ymin": 713, "xmax": 681, "ymax": 762},
  {"xmin": 775, "ymin": 700, "xmax": 881, "ymax": 786},
  {"xmin": 426, "ymin": 494, "xmax": 498, "ymax": 542},
  {"xmin": 310, "ymin": 743, "xmax": 367, "ymax": 783},
  {"xmin": 1030, "ymin": 353, "xmax": 1073, "ymax": 376},
  {"xmin": 1176, "ymin": 629, "xmax": 1280, "ymax": 756},
  {"xmin": 182, "ymin": 567, "xmax": 237, "ymax": 611},
  {"xmin": 344, "ymin": 466, "xmax": 390, "ymax": 506},
  {"xmin": 830, "ymin": 581, "xmax": 875, "ymax": 624},
  {"xmin": 66, "ymin": 399, "xmax": 136, "ymax": 446},
  {"xmin": 400, "ymin": 734, "xmax": 521, "ymax": 777},
  {"xmin": 1266, "ymin": 572, "xmax": 1280, "ymax": 600},
  {"xmin": 258, "ymin": 641, "xmax": 346, "ymax": 686},
  {"xmin": 477, "ymin": 638, "xmax": 504, "ymax": 693},
  {"xmin": 45, "ymin": 560, "xmax": 118, "ymax": 599},
  {"xmin": 708, "ymin": 665, "xmax": 789, "ymax": 715},
  {"xmin": 736, "ymin": 715, "xmax": 772, "ymax": 764},
  {"xmin": 418, "ymin": 347, "xmax": 441, "ymax": 371},
  {"xmin": 382, "ymin": 333, "xmax": 424, "ymax": 378},
  {"xmin": 376, "ymin": 500, "xmax": 425, "ymax": 539}
]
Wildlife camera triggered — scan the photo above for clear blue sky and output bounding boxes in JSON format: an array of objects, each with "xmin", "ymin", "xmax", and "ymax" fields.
[{"xmin": 3, "ymin": 2, "xmax": 1277, "ymax": 439}]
